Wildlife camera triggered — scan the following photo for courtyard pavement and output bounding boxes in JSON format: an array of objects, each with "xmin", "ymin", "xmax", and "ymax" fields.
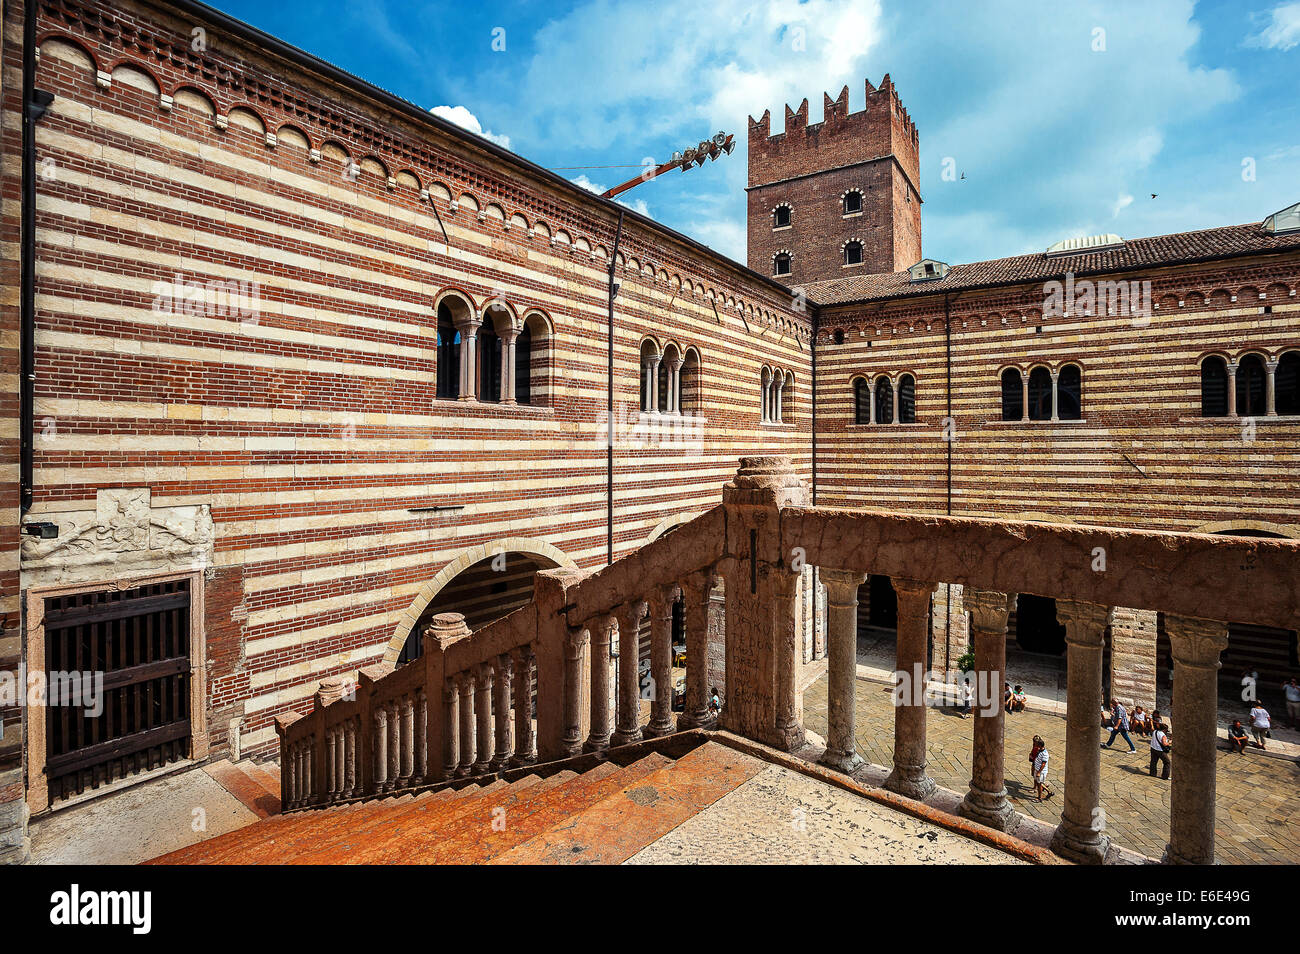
[{"xmin": 802, "ymin": 671, "xmax": 1300, "ymax": 864}]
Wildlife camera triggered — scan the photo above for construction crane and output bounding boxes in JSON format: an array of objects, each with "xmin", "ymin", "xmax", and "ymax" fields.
[{"xmin": 600, "ymin": 131, "xmax": 736, "ymax": 199}]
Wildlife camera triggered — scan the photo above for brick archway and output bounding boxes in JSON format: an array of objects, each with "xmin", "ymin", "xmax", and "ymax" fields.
[{"xmin": 384, "ymin": 538, "xmax": 578, "ymax": 664}]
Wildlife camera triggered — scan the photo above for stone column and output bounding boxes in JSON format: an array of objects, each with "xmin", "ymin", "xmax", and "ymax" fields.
[
  {"xmin": 819, "ymin": 568, "xmax": 867, "ymax": 774},
  {"xmin": 892, "ymin": 375, "xmax": 901, "ymax": 426},
  {"xmin": 648, "ymin": 356, "xmax": 661, "ymax": 414},
  {"xmin": 414, "ymin": 691, "xmax": 427, "ymax": 782},
  {"xmin": 1021, "ymin": 373, "xmax": 1029, "ymax": 421},
  {"xmin": 666, "ymin": 357, "xmax": 683, "ymax": 415},
  {"xmin": 473, "ymin": 663, "xmax": 494, "ymax": 774},
  {"xmin": 613, "ymin": 602, "xmax": 647, "ymax": 745},
  {"xmin": 512, "ymin": 646, "xmax": 536, "ymax": 764},
  {"xmin": 491, "ymin": 653, "xmax": 513, "ymax": 771},
  {"xmin": 772, "ymin": 567, "xmax": 803, "ymax": 749},
  {"xmin": 456, "ymin": 672, "xmax": 475, "ymax": 777},
  {"xmin": 455, "ymin": 316, "xmax": 482, "ymax": 400},
  {"xmin": 563, "ymin": 627, "xmax": 588, "ymax": 757},
  {"xmin": 585, "ymin": 616, "xmax": 615, "ymax": 753},
  {"xmin": 646, "ymin": 587, "xmax": 676, "ymax": 737},
  {"xmin": 1226, "ymin": 361, "xmax": 1239, "ymax": 417},
  {"xmin": 373, "ymin": 705, "xmax": 389, "ymax": 791},
  {"xmin": 499, "ymin": 328, "xmax": 519, "ymax": 405},
  {"xmin": 443, "ymin": 682, "xmax": 459, "ymax": 778},
  {"xmin": 1050, "ymin": 600, "xmax": 1111, "ymax": 864},
  {"xmin": 775, "ymin": 377, "xmax": 785, "ymax": 422},
  {"xmin": 1266, "ymin": 358, "xmax": 1279, "ymax": 417},
  {"xmin": 1050, "ymin": 369, "xmax": 1060, "ymax": 421},
  {"xmin": 885, "ymin": 579, "xmax": 938, "ymax": 798},
  {"xmin": 678, "ymin": 574, "xmax": 715, "ymax": 729},
  {"xmin": 1164, "ymin": 615, "xmax": 1229, "ymax": 865},
  {"xmin": 959, "ymin": 589, "xmax": 1017, "ymax": 831},
  {"xmin": 344, "ymin": 719, "xmax": 357, "ymax": 796},
  {"xmin": 868, "ymin": 381, "xmax": 876, "ymax": 425},
  {"xmin": 398, "ymin": 698, "xmax": 414, "ymax": 785}
]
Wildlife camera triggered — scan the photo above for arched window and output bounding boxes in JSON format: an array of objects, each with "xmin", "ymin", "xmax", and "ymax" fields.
[
  {"xmin": 897, "ymin": 374, "xmax": 916, "ymax": 423},
  {"xmin": 874, "ymin": 375, "xmax": 893, "ymax": 425},
  {"xmin": 1200, "ymin": 356, "xmax": 1228, "ymax": 417},
  {"xmin": 1027, "ymin": 367, "xmax": 1053, "ymax": 421},
  {"xmin": 1001, "ymin": 368, "xmax": 1023, "ymax": 421},
  {"xmin": 773, "ymin": 206, "xmax": 790, "ymax": 228},
  {"xmin": 843, "ymin": 191, "xmax": 862, "ymax": 215},
  {"xmin": 1237, "ymin": 353, "xmax": 1267, "ymax": 417},
  {"xmin": 779, "ymin": 372, "xmax": 792, "ymax": 422},
  {"xmin": 514, "ymin": 321, "xmax": 533, "ymax": 405},
  {"xmin": 659, "ymin": 343, "xmax": 680, "ymax": 413},
  {"xmin": 844, "ymin": 241, "xmax": 863, "ymax": 266},
  {"xmin": 1277, "ymin": 351, "xmax": 1300, "ymax": 416},
  {"xmin": 679, "ymin": 348, "xmax": 701, "ymax": 415},
  {"xmin": 436, "ymin": 301, "xmax": 463, "ymax": 399},
  {"xmin": 477, "ymin": 316, "xmax": 502, "ymax": 402},
  {"xmin": 640, "ymin": 339, "xmax": 661, "ymax": 413},
  {"xmin": 853, "ymin": 377, "xmax": 871, "ymax": 424},
  {"xmin": 1058, "ymin": 364, "xmax": 1082, "ymax": 420},
  {"xmin": 774, "ymin": 253, "xmax": 791, "ymax": 276}
]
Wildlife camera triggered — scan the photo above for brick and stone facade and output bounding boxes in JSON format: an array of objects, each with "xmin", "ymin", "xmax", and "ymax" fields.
[{"xmin": 2, "ymin": 0, "xmax": 1298, "ymax": 864}]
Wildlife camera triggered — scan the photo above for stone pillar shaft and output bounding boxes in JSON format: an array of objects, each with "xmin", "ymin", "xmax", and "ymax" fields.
[
  {"xmin": 613, "ymin": 603, "xmax": 646, "ymax": 746},
  {"xmin": 959, "ymin": 590, "xmax": 1017, "ymax": 831},
  {"xmin": 819, "ymin": 568, "xmax": 866, "ymax": 774},
  {"xmin": 1164, "ymin": 615, "xmax": 1228, "ymax": 865},
  {"xmin": 563, "ymin": 628, "xmax": 588, "ymax": 756},
  {"xmin": 885, "ymin": 579, "xmax": 937, "ymax": 798},
  {"xmin": 513, "ymin": 648, "xmax": 536, "ymax": 764},
  {"xmin": 1050, "ymin": 600, "xmax": 1111, "ymax": 863},
  {"xmin": 678, "ymin": 576, "xmax": 715, "ymax": 729},
  {"xmin": 646, "ymin": 589, "xmax": 676, "ymax": 737},
  {"xmin": 492, "ymin": 653, "xmax": 513, "ymax": 770},
  {"xmin": 586, "ymin": 617, "xmax": 614, "ymax": 752},
  {"xmin": 473, "ymin": 665, "xmax": 494, "ymax": 774}
]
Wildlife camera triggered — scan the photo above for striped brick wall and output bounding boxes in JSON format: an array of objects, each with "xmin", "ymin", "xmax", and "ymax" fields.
[{"xmin": 14, "ymin": 0, "xmax": 813, "ymax": 759}]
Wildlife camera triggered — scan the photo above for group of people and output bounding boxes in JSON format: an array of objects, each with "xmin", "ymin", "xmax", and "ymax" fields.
[
  {"xmin": 1227, "ymin": 699, "xmax": 1275, "ymax": 753},
  {"xmin": 1102, "ymin": 699, "xmax": 1172, "ymax": 779}
]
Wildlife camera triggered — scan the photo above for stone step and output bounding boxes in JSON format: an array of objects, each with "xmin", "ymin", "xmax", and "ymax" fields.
[
  {"xmin": 203, "ymin": 759, "xmax": 282, "ymax": 818},
  {"xmin": 490, "ymin": 742, "xmax": 765, "ymax": 865}
]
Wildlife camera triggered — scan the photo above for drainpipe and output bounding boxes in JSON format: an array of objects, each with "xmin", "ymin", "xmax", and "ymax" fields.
[
  {"xmin": 810, "ymin": 305, "xmax": 818, "ymax": 505},
  {"xmin": 606, "ymin": 210, "xmax": 624, "ymax": 566},
  {"xmin": 21, "ymin": 1, "xmax": 51, "ymax": 515},
  {"xmin": 943, "ymin": 292, "xmax": 952, "ymax": 668}
]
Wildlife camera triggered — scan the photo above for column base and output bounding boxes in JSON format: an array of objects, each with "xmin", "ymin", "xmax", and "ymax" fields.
[
  {"xmin": 611, "ymin": 727, "xmax": 643, "ymax": 747},
  {"xmin": 676, "ymin": 710, "xmax": 716, "ymax": 731},
  {"xmin": 510, "ymin": 753, "xmax": 537, "ymax": 769},
  {"xmin": 644, "ymin": 718, "xmax": 676, "ymax": 738},
  {"xmin": 771, "ymin": 719, "xmax": 806, "ymax": 752},
  {"xmin": 1050, "ymin": 820, "xmax": 1110, "ymax": 864},
  {"xmin": 1161, "ymin": 843, "xmax": 1215, "ymax": 866},
  {"xmin": 471, "ymin": 760, "xmax": 492, "ymax": 776},
  {"xmin": 883, "ymin": 766, "xmax": 936, "ymax": 800},
  {"xmin": 959, "ymin": 785, "xmax": 1018, "ymax": 832},
  {"xmin": 583, "ymin": 736, "xmax": 610, "ymax": 755},
  {"xmin": 819, "ymin": 748, "xmax": 864, "ymax": 775},
  {"xmin": 489, "ymin": 755, "xmax": 511, "ymax": 773}
]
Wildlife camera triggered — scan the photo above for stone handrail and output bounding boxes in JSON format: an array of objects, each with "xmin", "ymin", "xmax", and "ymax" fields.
[{"xmin": 276, "ymin": 455, "xmax": 1299, "ymax": 865}]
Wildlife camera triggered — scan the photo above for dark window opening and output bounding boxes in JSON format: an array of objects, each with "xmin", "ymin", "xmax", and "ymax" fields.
[
  {"xmin": 1027, "ymin": 367, "xmax": 1053, "ymax": 421},
  {"xmin": 844, "ymin": 241, "xmax": 863, "ymax": 266},
  {"xmin": 874, "ymin": 377, "xmax": 893, "ymax": 425},
  {"xmin": 1277, "ymin": 352, "xmax": 1300, "ymax": 415},
  {"xmin": 1058, "ymin": 364, "xmax": 1082, "ymax": 420},
  {"xmin": 477, "ymin": 321, "xmax": 501, "ymax": 402},
  {"xmin": 773, "ymin": 206, "xmax": 790, "ymax": 228},
  {"xmin": 853, "ymin": 378, "xmax": 870, "ymax": 424},
  {"xmin": 436, "ymin": 304, "xmax": 461, "ymax": 400},
  {"xmin": 1201, "ymin": 356, "xmax": 1228, "ymax": 417},
  {"xmin": 1237, "ymin": 354, "xmax": 1267, "ymax": 417},
  {"xmin": 1001, "ymin": 368, "xmax": 1023, "ymax": 421},
  {"xmin": 898, "ymin": 375, "xmax": 916, "ymax": 423},
  {"xmin": 515, "ymin": 322, "xmax": 533, "ymax": 405},
  {"xmin": 774, "ymin": 253, "xmax": 791, "ymax": 276},
  {"xmin": 843, "ymin": 191, "xmax": 862, "ymax": 214}
]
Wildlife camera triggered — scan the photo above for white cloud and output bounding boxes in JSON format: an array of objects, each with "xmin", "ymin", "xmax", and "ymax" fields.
[
  {"xmin": 1247, "ymin": 2, "xmax": 1300, "ymax": 50},
  {"xmin": 570, "ymin": 175, "xmax": 651, "ymax": 217},
  {"xmin": 429, "ymin": 105, "xmax": 512, "ymax": 150},
  {"xmin": 1111, "ymin": 193, "xmax": 1134, "ymax": 218}
]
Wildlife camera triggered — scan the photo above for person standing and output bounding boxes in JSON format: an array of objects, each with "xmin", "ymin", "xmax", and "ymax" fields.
[
  {"xmin": 1249, "ymin": 701, "xmax": 1272, "ymax": 750},
  {"xmin": 959, "ymin": 677, "xmax": 973, "ymax": 719},
  {"xmin": 1032, "ymin": 737, "xmax": 1052, "ymax": 801},
  {"xmin": 1283, "ymin": 678, "xmax": 1300, "ymax": 730},
  {"xmin": 1149, "ymin": 719, "xmax": 1172, "ymax": 780},
  {"xmin": 1103, "ymin": 698, "xmax": 1137, "ymax": 753}
]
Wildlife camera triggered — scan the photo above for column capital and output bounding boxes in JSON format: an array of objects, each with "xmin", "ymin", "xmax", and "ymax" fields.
[
  {"xmin": 820, "ymin": 567, "xmax": 867, "ymax": 598},
  {"xmin": 892, "ymin": 577, "xmax": 938, "ymax": 605},
  {"xmin": 1165, "ymin": 614, "xmax": 1229, "ymax": 670},
  {"xmin": 565, "ymin": 625, "xmax": 589, "ymax": 658},
  {"xmin": 966, "ymin": 589, "xmax": 1015, "ymax": 633},
  {"xmin": 1266, "ymin": 357, "xmax": 1279, "ymax": 371},
  {"xmin": 1056, "ymin": 599, "xmax": 1111, "ymax": 649},
  {"xmin": 452, "ymin": 314, "xmax": 482, "ymax": 333}
]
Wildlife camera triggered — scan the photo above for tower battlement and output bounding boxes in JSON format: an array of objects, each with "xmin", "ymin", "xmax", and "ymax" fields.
[{"xmin": 746, "ymin": 76, "xmax": 922, "ymax": 284}]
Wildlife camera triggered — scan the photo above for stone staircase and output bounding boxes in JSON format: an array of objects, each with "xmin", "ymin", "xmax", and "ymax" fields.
[{"xmin": 147, "ymin": 735, "xmax": 762, "ymax": 864}]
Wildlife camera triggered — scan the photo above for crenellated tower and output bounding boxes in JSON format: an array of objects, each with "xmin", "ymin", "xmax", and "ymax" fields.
[{"xmin": 747, "ymin": 76, "xmax": 921, "ymax": 286}]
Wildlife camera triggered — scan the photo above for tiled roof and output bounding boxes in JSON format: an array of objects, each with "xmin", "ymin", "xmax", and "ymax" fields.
[{"xmin": 802, "ymin": 221, "xmax": 1300, "ymax": 307}]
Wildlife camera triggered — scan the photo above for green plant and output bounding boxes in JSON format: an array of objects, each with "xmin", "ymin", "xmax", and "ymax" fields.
[{"xmin": 956, "ymin": 651, "xmax": 975, "ymax": 673}]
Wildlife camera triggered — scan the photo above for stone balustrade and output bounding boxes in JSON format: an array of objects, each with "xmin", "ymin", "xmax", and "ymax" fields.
[{"xmin": 278, "ymin": 456, "xmax": 1300, "ymax": 865}]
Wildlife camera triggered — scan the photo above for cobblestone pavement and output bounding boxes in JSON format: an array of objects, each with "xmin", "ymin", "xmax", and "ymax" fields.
[{"xmin": 802, "ymin": 673, "xmax": 1300, "ymax": 864}]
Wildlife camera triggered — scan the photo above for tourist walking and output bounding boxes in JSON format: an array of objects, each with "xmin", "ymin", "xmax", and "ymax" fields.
[
  {"xmin": 1249, "ymin": 701, "xmax": 1271, "ymax": 750},
  {"xmin": 1148, "ymin": 719, "xmax": 1172, "ymax": 780},
  {"xmin": 1283, "ymin": 678, "xmax": 1300, "ymax": 730},
  {"xmin": 1103, "ymin": 698, "xmax": 1137, "ymax": 753},
  {"xmin": 959, "ymin": 677, "xmax": 973, "ymax": 718}
]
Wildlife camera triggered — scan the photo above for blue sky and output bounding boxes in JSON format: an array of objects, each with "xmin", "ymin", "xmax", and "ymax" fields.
[{"xmin": 211, "ymin": 0, "xmax": 1300, "ymax": 268}]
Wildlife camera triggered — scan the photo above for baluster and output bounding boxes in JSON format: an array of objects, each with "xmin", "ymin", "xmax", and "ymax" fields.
[
  {"xmin": 414, "ymin": 690, "xmax": 428, "ymax": 782},
  {"xmin": 492, "ymin": 653, "xmax": 514, "ymax": 771},
  {"xmin": 287, "ymin": 743, "xmax": 299, "ymax": 807},
  {"xmin": 474, "ymin": 663, "xmax": 495, "ymax": 774},
  {"xmin": 387, "ymin": 702, "xmax": 401, "ymax": 787},
  {"xmin": 457, "ymin": 672, "xmax": 476, "ymax": 777},
  {"xmin": 373, "ymin": 705, "xmax": 389, "ymax": 792},
  {"xmin": 324, "ymin": 727, "xmax": 337, "ymax": 798},
  {"xmin": 303, "ymin": 739, "xmax": 314, "ymax": 804},
  {"xmin": 512, "ymin": 646, "xmax": 536, "ymax": 765},
  {"xmin": 398, "ymin": 696, "xmax": 415, "ymax": 786},
  {"xmin": 563, "ymin": 627, "xmax": 589, "ymax": 757},
  {"xmin": 344, "ymin": 718, "xmax": 357, "ymax": 796},
  {"xmin": 646, "ymin": 586, "xmax": 677, "ymax": 737},
  {"xmin": 613, "ymin": 601, "xmax": 647, "ymax": 746},
  {"xmin": 677, "ymin": 574, "xmax": 714, "ymax": 729},
  {"xmin": 443, "ymin": 681, "xmax": 460, "ymax": 777},
  {"xmin": 585, "ymin": 616, "xmax": 615, "ymax": 753}
]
